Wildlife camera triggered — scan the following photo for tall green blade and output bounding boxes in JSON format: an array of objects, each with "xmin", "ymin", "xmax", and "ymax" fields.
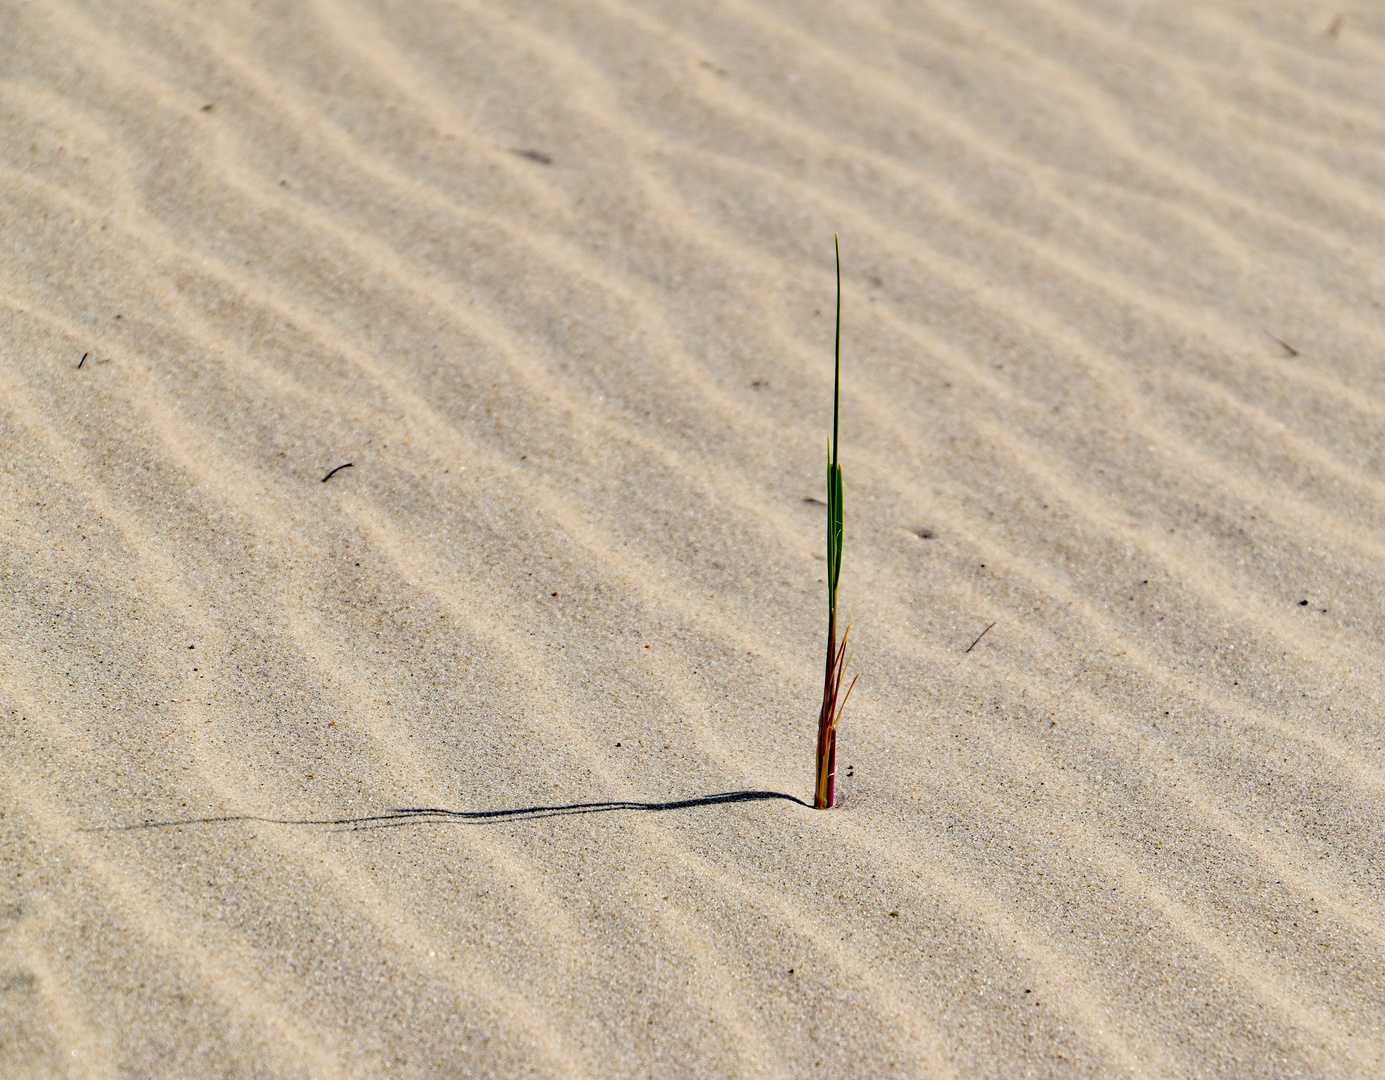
[
  {"xmin": 827, "ymin": 461, "xmax": 843, "ymax": 604},
  {"xmin": 832, "ymin": 235, "xmax": 841, "ymax": 469},
  {"xmin": 827, "ymin": 234, "xmax": 843, "ymax": 610}
]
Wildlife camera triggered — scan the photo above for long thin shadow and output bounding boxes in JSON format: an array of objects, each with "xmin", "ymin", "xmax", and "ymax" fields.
[{"xmin": 82, "ymin": 789, "xmax": 809, "ymax": 834}]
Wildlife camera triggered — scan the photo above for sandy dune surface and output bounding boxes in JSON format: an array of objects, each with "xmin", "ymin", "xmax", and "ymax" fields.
[{"xmin": 4, "ymin": 2, "xmax": 1385, "ymax": 1076}]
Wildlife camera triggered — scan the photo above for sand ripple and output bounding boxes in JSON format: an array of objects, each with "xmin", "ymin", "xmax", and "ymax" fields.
[{"xmin": 4, "ymin": 2, "xmax": 1385, "ymax": 1076}]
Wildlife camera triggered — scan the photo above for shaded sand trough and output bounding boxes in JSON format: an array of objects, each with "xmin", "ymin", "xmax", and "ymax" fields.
[{"xmin": 5, "ymin": 1, "xmax": 1385, "ymax": 1076}]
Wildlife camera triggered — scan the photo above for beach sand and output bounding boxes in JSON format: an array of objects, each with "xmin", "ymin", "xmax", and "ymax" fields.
[{"xmin": 4, "ymin": 2, "xmax": 1385, "ymax": 1076}]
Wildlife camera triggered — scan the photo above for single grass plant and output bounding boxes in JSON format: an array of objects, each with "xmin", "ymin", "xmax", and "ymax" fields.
[{"xmin": 814, "ymin": 235, "xmax": 857, "ymax": 810}]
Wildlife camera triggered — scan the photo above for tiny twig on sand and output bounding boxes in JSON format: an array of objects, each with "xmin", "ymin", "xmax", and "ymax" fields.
[
  {"xmin": 966, "ymin": 622, "xmax": 996, "ymax": 653},
  {"xmin": 321, "ymin": 462, "xmax": 354, "ymax": 483}
]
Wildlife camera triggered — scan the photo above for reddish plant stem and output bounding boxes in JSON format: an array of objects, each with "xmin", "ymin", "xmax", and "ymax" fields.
[
  {"xmin": 825, "ymin": 731, "xmax": 837, "ymax": 808},
  {"xmin": 815, "ymin": 607, "xmax": 838, "ymax": 809}
]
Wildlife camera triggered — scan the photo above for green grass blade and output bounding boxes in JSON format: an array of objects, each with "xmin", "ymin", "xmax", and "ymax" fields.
[
  {"xmin": 827, "ymin": 233, "xmax": 844, "ymax": 608},
  {"xmin": 816, "ymin": 234, "xmax": 850, "ymax": 810},
  {"xmin": 832, "ymin": 234, "xmax": 841, "ymax": 468},
  {"xmin": 825, "ymin": 462, "xmax": 836, "ymax": 603}
]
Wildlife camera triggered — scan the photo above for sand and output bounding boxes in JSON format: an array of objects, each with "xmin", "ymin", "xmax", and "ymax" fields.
[{"xmin": 4, "ymin": 1, "xmax": 1385, "ymax": 1076}]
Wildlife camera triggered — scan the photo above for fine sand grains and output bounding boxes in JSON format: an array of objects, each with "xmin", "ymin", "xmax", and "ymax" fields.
[{"xmin": 4, "ymin": 2, "xmax": 1385, "ymax": 1077}]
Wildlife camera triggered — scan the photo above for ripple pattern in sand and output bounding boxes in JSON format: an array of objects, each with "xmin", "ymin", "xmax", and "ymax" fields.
[{"xmin": 3, "ymin": 2, "xmax": 1385, "ymax": 1077}]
